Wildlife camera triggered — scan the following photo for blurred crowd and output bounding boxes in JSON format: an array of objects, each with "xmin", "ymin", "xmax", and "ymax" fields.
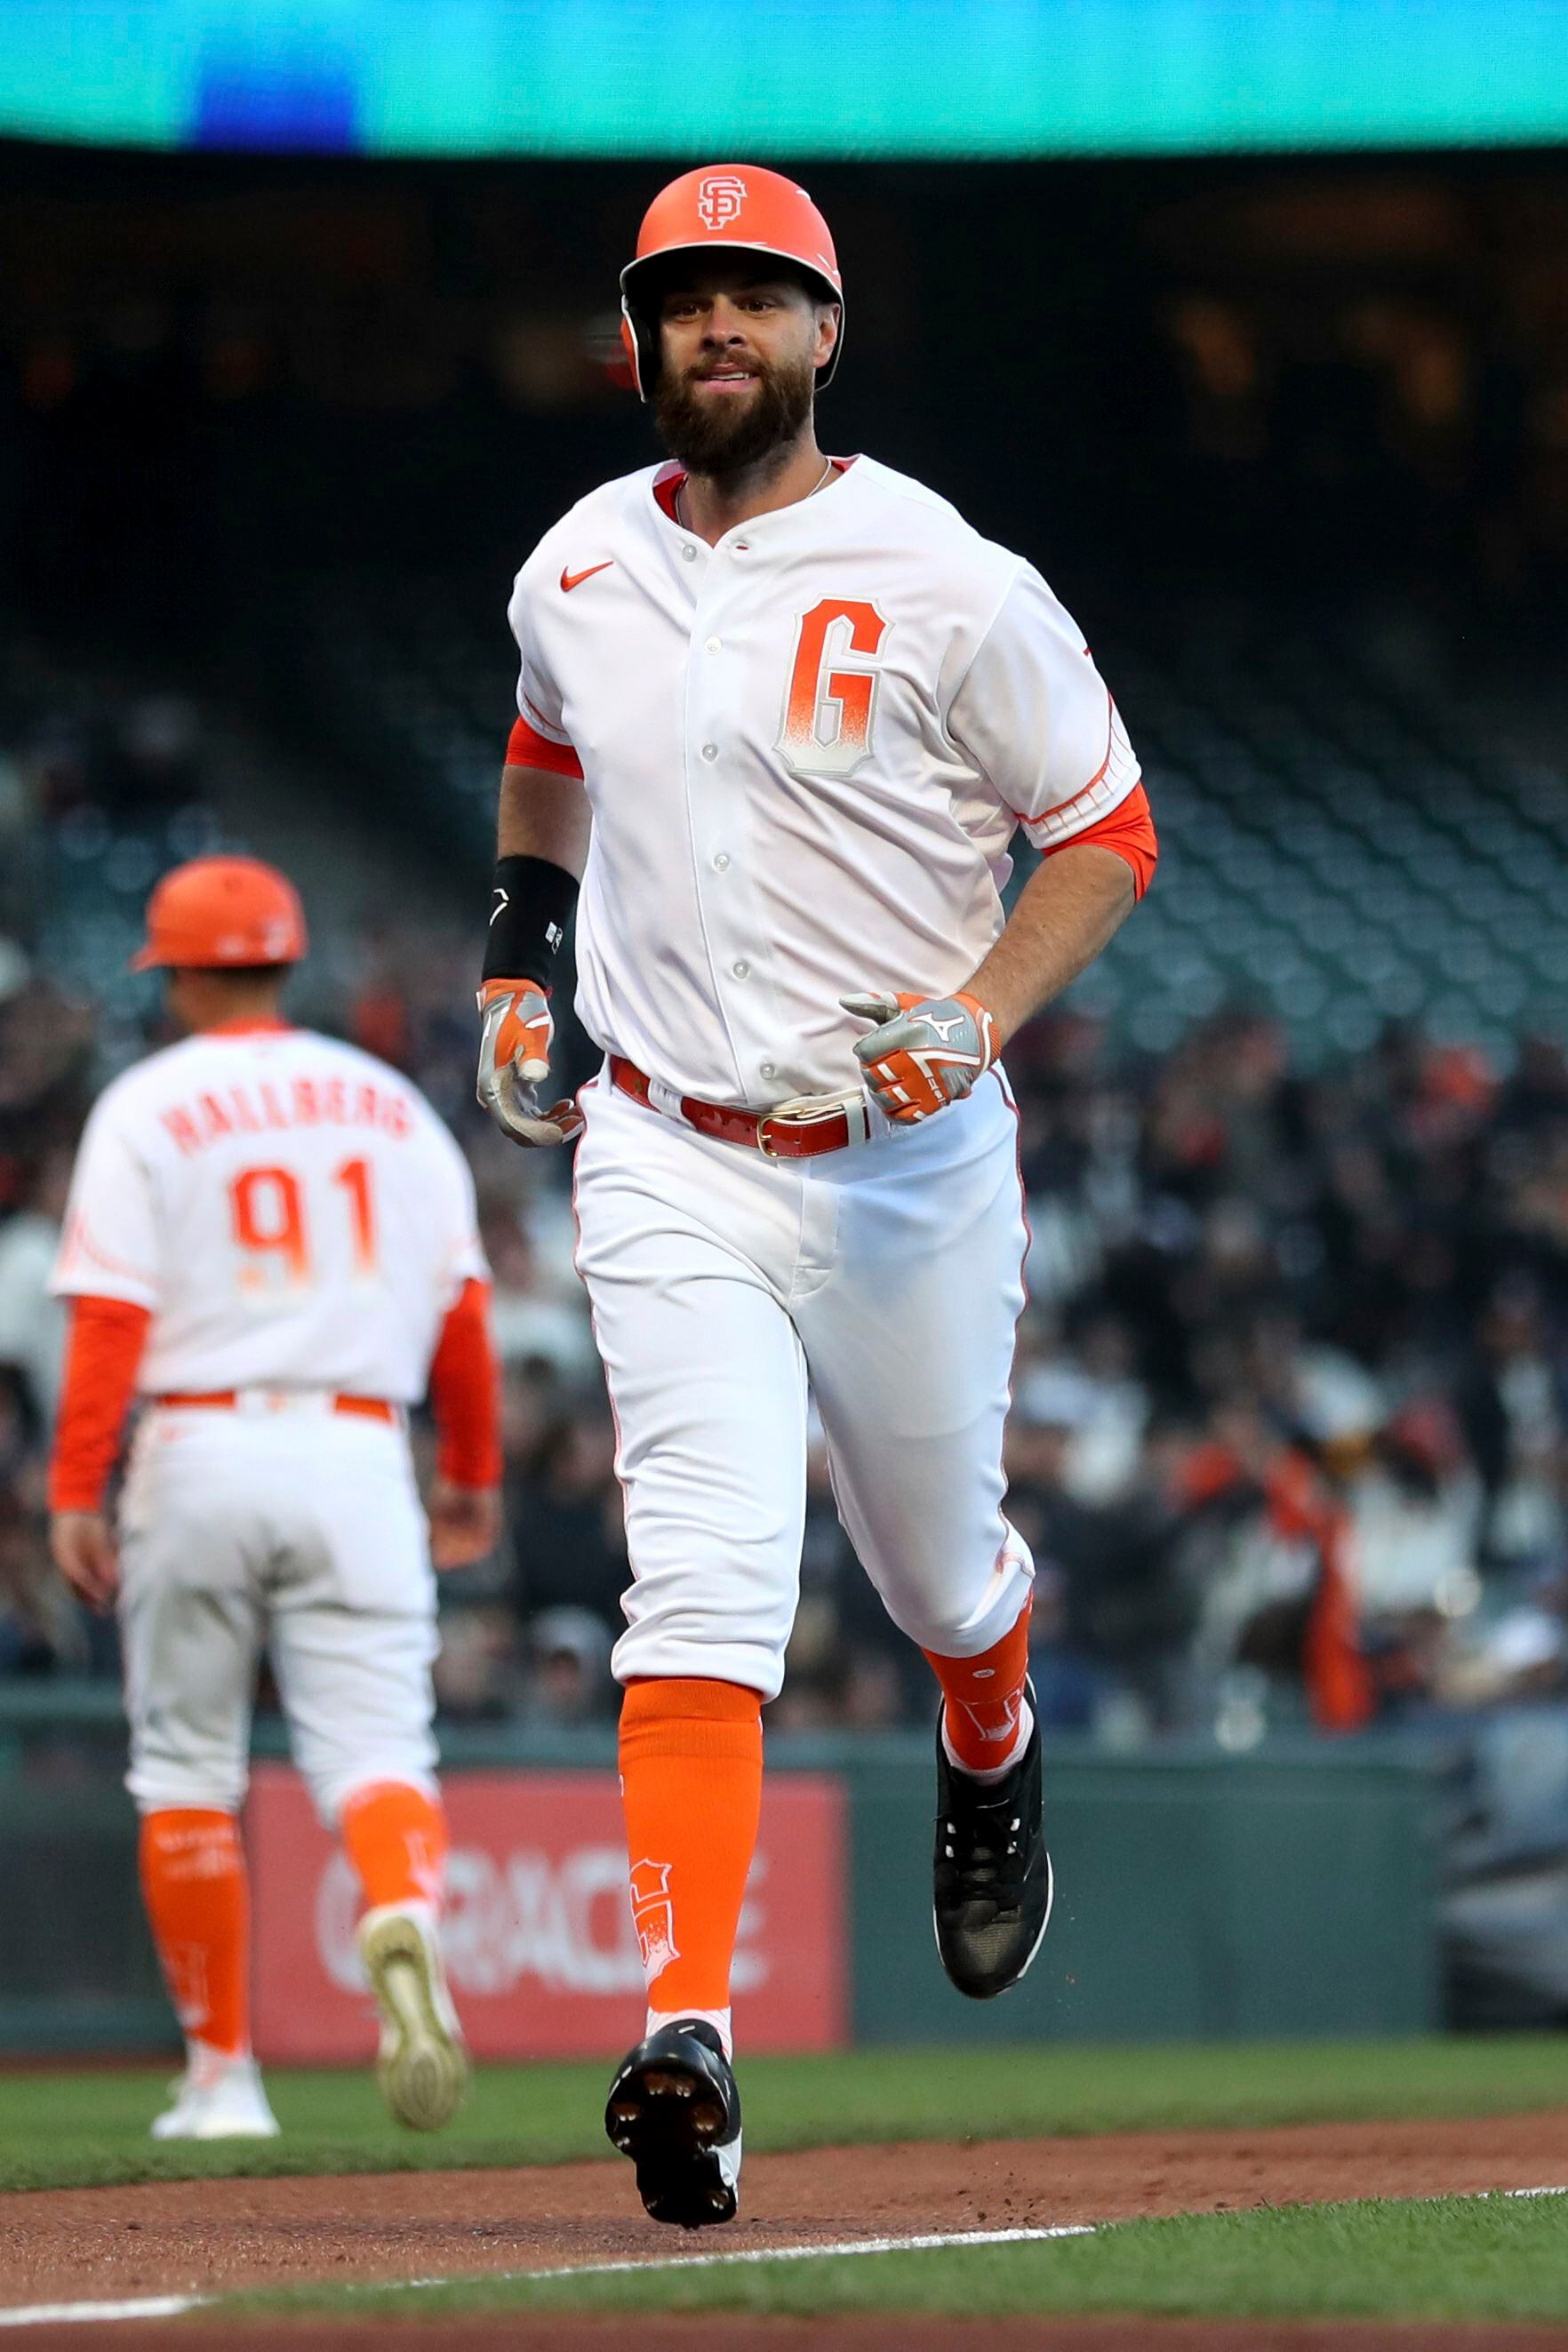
[{"xmin": 5, "ymin": 773, "xmax": 1568, "ymax": 1748}]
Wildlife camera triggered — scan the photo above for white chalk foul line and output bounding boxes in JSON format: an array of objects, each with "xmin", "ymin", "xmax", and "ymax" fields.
[
  {"xmin": 1, "ymin": 2188, "xmax": 1564, "ymax": 2330},
  {"xmin": 342, "ymin": 2189, "xmax": 1568, "ymax": 2296},
  {"xmin": 0, "ymin": 2228, "xmax": 1091, "ymax": 2332},
  {"xmin": 396, "ymin": 2220, "xmax": 1098, "ymax": 2293},
  {"xmin": 0, "ymin": 2298, "xmax": 205, "ymax": 2330}
]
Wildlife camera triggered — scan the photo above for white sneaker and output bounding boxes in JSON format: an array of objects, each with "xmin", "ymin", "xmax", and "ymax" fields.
[
  {"xmin": 356, "ymin": 1900, "xmax": 468, "ymax": 2132},
  {"xmin": 150, "ymin": 2050, "xmax": 280, "ymax": 2141}
]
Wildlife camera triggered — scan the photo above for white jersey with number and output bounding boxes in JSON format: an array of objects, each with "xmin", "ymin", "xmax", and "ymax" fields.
[
  {"xmin": 508, "ymin": 452, "xmax": 1140, "ymax": 1106},
  {"xmin": 51, "ymin": 1025, "xmax": 485, "ymax": 1400}
]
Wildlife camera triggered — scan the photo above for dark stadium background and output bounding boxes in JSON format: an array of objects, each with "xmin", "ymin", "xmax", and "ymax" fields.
[{"xmin": 4, "ymin": 137, "xmax": 1568, "ymax": 2031}]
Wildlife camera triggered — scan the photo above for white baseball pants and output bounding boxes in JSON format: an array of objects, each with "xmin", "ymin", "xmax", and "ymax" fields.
[
  {"xmin": 572, "ymin": 1067, "xmax": 1035, "ymax": 1699},
  {"xmin": 117, "ymin": 1401, "xmax": 439, "ymax": 1822}
]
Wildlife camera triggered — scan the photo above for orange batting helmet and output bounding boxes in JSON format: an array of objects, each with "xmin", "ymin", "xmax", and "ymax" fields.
[
  {"xmin": 131, "ymin": 855, "xmax": 308, "ymax": 972},
  {"xmin": 619, "ymin": 164, "xmax": 844, "ymax": 403}
]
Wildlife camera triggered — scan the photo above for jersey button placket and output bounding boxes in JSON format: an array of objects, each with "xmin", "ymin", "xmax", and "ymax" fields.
[{"xmin": 686, "ymin": 555, "xmax": 780, "ymax": 1102}]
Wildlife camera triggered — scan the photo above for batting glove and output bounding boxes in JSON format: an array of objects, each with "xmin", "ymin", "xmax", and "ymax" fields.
[
  {"xmin": 476, "ymin": 980, "xmax": 584, "ymax": 1148},
  {"xmin": 842, "ymin": 989, "xmax": 1001, "ymax": 1124}
]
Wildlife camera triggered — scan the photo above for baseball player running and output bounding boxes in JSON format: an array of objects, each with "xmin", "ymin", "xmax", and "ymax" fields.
[
  {"xmin": 49, "ymin": 857, "xmax": 500, "ymax": 2140},
  {"xmin": 476, "ymin": 165, "xmax": 1156, "ymax": 2226}
]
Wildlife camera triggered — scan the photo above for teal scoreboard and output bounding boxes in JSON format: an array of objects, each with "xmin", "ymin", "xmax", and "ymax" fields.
[{"xmin": 4, "ymin": 1, "xmax": 1568, "ymax": 156}]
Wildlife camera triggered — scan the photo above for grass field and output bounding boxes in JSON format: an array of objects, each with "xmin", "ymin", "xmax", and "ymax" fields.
[
  {"xmin": 5, "ymin": 2034, "xmax": 1568, "ymax": 2195},
  {"xmin": 9, "ymin": 2039, "xmax": 1568, "ymax": 2333},
  {"xmin": 234, "ymin": 2195, "xmax": 1568, "ymax": 2327}
]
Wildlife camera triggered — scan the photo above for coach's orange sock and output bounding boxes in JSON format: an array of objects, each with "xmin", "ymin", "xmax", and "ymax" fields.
[
  {"xmin": 924, "ymin": 1597, "xmax": 1034, "ymax": 1778},
  {"xmin": 619, "ymin": 1678, "xmax": 763, "ymax": 2034},
  {"xmin": 139, "ymin": 1809, "xmax": 250, "ymax": 2060},
  {"xmin": 340, "ymin": 1780, "xmax": 449, "ymax": 1911}
]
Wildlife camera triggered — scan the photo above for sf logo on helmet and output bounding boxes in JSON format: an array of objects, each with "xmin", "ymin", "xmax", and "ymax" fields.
[{"xmin": 698, "ymin": 173, "xmax": 748, "ymax": 231}]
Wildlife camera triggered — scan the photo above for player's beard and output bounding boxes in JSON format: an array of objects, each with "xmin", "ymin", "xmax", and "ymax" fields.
[{"xmin": 655, "ymin": 349, "xmax": 818, "ymax": 482}]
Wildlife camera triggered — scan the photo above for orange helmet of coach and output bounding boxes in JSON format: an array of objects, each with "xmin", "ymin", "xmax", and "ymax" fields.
[
  {"xmin": 619, "ymin": 163, "xmax": 844, "ymax": 402},
  {"xmin": 131, "ymin": 856, "xmax": 308, "ymax": 972}
]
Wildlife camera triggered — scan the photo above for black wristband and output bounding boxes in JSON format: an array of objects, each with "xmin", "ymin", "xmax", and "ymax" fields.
[{"xmin": 482, "ymin": 855, "xmax": 580, "ymax": 989}]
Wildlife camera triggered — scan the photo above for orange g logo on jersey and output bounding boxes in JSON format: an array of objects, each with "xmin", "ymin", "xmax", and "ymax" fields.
[
  {"xmin": 697, "ymin": 173, "xmax": 748, "ymax": 231},
  {"xmin": 777, "ymin": 597, "xmax": 890, "ymax": 780}
]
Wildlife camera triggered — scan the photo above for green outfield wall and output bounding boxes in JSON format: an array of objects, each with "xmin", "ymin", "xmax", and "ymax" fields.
[
  {"xmin": 842, "ymin": 1742, "xmax": 1439, "ymax": 2043},
  {"xmin": 0, "ymin": 1690, "xmax": 1440, "ymax": 2053}
]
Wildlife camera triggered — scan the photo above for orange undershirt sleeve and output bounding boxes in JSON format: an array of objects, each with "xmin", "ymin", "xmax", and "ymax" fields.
[
  {"xmin": 48, "ymin": 1295, "xmax": 151, "ymax": 1513},
  {"xmin": 506, "ymin": 714, "xmax": 584, "ymax": 781},
  {"xmin": 1043, "ymin": 780, "xmax": 1158, "ymax": 900},
  {"xmin": 428, "ymin": 1276, "xmax": 503, "ymax": 1489}
]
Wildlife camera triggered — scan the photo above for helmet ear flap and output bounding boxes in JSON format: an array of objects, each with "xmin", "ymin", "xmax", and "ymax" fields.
[
  {"xmin": 815, "ymin": 300, "xmax": 844, "ymax": 391},
  {"xmin": 620, "ymin": 301, "xmax": 657, "ymax": 403}
]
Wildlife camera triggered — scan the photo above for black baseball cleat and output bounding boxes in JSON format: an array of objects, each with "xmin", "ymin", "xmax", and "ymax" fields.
[
  {"xmin": 604, "ymin": 2018, "xmax": 742, "ymax": 2228},
  {"xmin": 933, "ymin": 1677, "xmax": 1052, "ymax": 1999}
]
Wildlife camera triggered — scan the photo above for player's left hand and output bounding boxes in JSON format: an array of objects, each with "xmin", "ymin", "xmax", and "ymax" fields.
[
  {"xmin": 842, "ymin": 989, "xmax": 1001, "ymax": 1124},
  {"xmin": 428, "ymin": 1479, "xmax": 503, "ymax": 1572},
  {"xmin": 50, "ymin": 1511, "xmax": 119, "ymax": 1613}
]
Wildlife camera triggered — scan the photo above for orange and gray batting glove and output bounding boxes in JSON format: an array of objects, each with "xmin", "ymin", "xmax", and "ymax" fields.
[
  {"xmin": 476, "ymin": 980, "xmax": 584, "ymax": 1148},
  {"xmin": 841, "ymin": 989, "xmax": 1001, "ymax": 1124}
]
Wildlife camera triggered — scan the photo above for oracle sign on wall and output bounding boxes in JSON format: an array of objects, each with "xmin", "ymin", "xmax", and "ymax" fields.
[{"xmin": 248, "ymin": 1764, "xmax": 847, "ymax": 2060}]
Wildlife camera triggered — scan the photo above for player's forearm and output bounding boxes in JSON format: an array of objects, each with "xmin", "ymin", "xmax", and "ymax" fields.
[
  {"xmin": 478, "ymin": 770, "xmax": 589, "ymax": 1145},
  {"xmin": 428, "ymin": 1277, "xmax": 503, "ymax": 1489},
  {"xmin": 497, "ymin": 765, "xmax": 593, "ymax": 877},
  {"xmin": 48, "ymin": 1295, "xmax": 151, "ymax": 1513},
  {"xmin": 965, "ymin": 843, "xmax": 1135, "ymax": 1044}
]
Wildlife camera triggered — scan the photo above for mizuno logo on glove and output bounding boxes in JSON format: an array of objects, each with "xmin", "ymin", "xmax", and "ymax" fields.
[{"xmin": 841, "ymin": 988, "xmax": 1000, "ymax": 1124}]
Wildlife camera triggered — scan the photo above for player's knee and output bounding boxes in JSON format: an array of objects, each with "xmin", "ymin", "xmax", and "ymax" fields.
[
  {"xmin": 612, "ymin": 1620, "xmax": 787, "ymax": 1704},
  {"xmin": 311, "ymin": 1757, "xmax": 439, "ymax": 1831},
  {"xmin": 881, "ymin": 1581, "xmax": 1034, "ymax": 1664},
  {"xmin": 129, "ymin": 1761, "xmax": 248, "ymax": 1816}
]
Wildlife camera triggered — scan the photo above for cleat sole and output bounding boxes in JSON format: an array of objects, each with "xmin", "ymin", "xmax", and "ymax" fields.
[
  {"xmin": 359, "ymin": 1914, "xmax": 468, "ymax": 2133},
  {"xmin": 608, "ymin": 2057, "xmax": 737, "ymax": 2228}
]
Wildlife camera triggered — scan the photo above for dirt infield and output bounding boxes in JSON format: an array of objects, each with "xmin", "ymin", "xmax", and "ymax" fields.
[
  {"xmin": 19, "ymin": 2322, "xmax": 1568, "ymax": 2351},
  {"xmin": 4, "ymin": 2110, "xmax": 1566, "ymax": 2345}
]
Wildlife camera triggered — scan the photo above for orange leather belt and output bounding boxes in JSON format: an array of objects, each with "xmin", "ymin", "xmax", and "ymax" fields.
[
  {"xmin": 155, "ymin": 1391, "xmax": 398, "ymax": 1424},
  {"xmin": 609, "ymin": 1054, "xmax": 868, "ymax": 1159}
]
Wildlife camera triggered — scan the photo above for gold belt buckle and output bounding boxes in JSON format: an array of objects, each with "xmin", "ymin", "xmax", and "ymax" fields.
[{"xmin": 756, "ymin": 1091, "xmax": 853, "ymax": 1160}]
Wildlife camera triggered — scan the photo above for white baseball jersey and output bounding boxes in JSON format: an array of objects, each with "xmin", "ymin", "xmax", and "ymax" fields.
[
  {"xmin": 52, "ymin": 1026, "xmax": 485, "ymax": 1400},
  {"xmin": 508, "ymin": 453, "xmax": 1140, "ymax": 1105}
]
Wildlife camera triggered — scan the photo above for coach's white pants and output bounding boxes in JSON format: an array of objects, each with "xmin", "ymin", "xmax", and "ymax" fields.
[
  {"xmin": 573, "ymin": 1068, "xmax": 1035, "ymax": 1699},
  {"xmin": 117, "ymin": 1403, "xmax": 439, "ymax": 1822}
]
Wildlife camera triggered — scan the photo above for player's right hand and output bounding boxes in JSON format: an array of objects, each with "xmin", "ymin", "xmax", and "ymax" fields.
[
  {"xmin": 428, "ymin": 1479, "xmax": 504, "ymax": 1571},
  {"xmin": 50, "ymin": 1511, "xmax": 119, "ymax": 1614},
  {"xmin": 476, "ymin": 980, "xmax": 585, "ymax": 1148}
]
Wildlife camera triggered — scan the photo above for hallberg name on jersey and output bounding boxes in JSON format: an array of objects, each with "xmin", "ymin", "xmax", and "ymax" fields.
[
  {"xmin": 52, "ymin": 1028, "xmax": 487, "ymax": 1400},
  {"xmin": 158, "ymin": 1075, "xmax": 413, "ymax": 1157}
]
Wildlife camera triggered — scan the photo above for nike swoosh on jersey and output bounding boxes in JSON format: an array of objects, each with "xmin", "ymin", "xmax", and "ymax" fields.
[{"xmin": 560, "ymin": 560, "xmax": 614, "ymax": 593}]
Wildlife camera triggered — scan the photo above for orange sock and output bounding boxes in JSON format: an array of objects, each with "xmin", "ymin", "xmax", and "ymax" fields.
[
  {"xmin": 339, "ymin": 1781, "xmax": 448, "ymax": 1911},
  {"xmin": 618, "ymin": 1677, "xmax": 763, "ymax": 2016},
  {"xmin": 924, "ymin": 1597, "xmax": 1034, "ymax": 1775},
  {"xmin": 139, "ymin": 1809, "xmax": 250, "ymax": 2059}
]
